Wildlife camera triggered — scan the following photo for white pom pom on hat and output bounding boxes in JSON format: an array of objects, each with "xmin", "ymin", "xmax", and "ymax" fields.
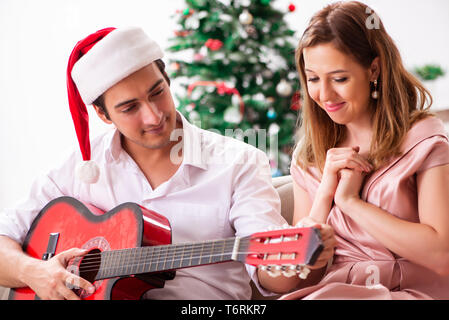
[{"xmin": 66, "ymin": 27, "xmax": 164, "ymax": 184}]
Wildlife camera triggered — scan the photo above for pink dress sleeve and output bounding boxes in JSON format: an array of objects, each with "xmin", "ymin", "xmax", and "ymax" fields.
[{"xmin": 417, "ymin": 135, "xmax": 449, "ymax": 173}]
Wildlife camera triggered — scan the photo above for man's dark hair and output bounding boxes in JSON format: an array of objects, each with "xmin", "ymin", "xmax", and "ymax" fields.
[{"xmin": 92, "ymin": 59, "xmax": 170, "ymax": 120}]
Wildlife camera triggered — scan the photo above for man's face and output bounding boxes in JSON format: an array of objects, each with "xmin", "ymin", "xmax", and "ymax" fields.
[{"xmin": 96, "ymin": 63, "xmax": 177, "ymax": 151}]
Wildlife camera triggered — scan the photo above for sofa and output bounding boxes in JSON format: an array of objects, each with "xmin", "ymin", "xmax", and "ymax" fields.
[{"xmin": 0, "ymin": 175, "xmax": 294, "ymax": 300}]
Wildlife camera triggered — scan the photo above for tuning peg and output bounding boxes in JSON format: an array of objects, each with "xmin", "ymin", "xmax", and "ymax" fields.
[
  {"xmin": 268, "ymin": 271, "xmax": 281, "ymax": 278},
  {"xmin": 281, "ymin": 265, "xmax": 297, "ymax": 278},
  {"xmin": 298, "ymin": 266, "xmax": 311, "ymax": 280}
]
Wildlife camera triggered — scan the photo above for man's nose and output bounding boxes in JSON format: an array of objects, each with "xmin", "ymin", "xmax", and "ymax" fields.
[{"xmin": 141, "ymin": 101, "xmax": 163, "ymax": 125}]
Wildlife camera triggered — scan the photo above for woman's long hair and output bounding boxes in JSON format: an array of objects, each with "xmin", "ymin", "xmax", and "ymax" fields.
[{"xmin": 294, "ymin": 1, "xmax": 432, "ymax": 172}]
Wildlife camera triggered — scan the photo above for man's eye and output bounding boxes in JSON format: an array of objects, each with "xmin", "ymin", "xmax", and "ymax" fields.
[
  {"xmin": 152, "ymin": 88, "xmax": 164, "ymax": 96},
  {"xmin": 122, "ymin": 105, "xmax": 136, "ymax": 113}
]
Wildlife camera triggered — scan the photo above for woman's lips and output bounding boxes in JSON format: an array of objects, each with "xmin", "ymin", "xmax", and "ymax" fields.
[{"xmin": 325, "ymin": 102, "xmax": 346, "ymax": 112}]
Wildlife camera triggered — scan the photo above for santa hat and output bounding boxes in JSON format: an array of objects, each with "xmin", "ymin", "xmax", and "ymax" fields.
[{"xmin": 67, "ymin": 27, "xmax": 164, "ymax": 183}]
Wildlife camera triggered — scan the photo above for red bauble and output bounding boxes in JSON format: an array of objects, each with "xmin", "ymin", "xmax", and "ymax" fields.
[
  {"xmin": 290, "ymin": 91, "xmax": 302, "ymax": 111},
  {"xmin": 288, "ymin": 3, "xmax": 296, "ymax": 12},
  {"xmin": 205, "ymin": 39, "xmax": 223, "ymax": 51}
]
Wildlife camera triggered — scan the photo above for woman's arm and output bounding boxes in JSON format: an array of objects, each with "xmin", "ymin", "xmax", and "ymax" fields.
[
  {"xmin": 335, "ymin": 164, "xmax": 449, "ymax": 276},
  {"xmin": 258, "ymin": 182, "xmax": 334, "ymax": 293}
]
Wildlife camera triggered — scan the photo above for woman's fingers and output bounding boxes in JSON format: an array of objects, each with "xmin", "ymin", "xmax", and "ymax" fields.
[{"xmin": 326, "ymin": 148, "xmax": 372, "ymax": 172}]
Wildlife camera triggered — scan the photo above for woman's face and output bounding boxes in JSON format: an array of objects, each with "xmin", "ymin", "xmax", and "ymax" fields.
[{"xmin": 303, "ymin": 42, "xmax": 379, "ymax": 126}]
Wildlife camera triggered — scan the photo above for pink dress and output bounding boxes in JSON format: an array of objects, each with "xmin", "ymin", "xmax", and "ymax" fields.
[{"xmin": 282, "ymin": 116, "xmax": 449, "ymax": 300}]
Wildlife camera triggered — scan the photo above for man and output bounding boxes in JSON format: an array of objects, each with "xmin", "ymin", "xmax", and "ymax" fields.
[{"xmin": 0, "ymin": 27, "xmax": 301, "ymax": 299}]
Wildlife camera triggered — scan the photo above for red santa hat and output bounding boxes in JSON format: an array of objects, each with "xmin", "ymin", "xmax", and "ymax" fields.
[{"xmin": 66, "ymin": 27, "xmax": 164, "ymax": 183}]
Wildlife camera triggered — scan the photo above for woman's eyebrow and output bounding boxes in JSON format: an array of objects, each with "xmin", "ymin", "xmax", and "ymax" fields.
[{"xmin": 305, "ymin": 69, "xmax": 348, "ymax": 74}]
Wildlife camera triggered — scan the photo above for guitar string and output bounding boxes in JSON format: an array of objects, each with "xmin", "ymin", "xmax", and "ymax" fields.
[
  {"xmin": 72, "ymin": 238, "xmax": 304, "ymax": 272},
  {"xmin": 74, "ymin": 239, "xmax": 252, "ymax": 270},
  {"xmin": 71, "ymin": 235, "xmax": 302, "ymax": 265},
  {"xmin": 71, "ymin": 239, "xmax": 245, "ymax": 264},
  {"xmin": 74, "ymin": 249, "xmax": 300, "ymax": 275},
  {"xmin": 72, "ymin": 237, "xmax": 301, "ymax": 269},
  {"xmin": 74, "ymin": 248, "xmax": 302, "ymax": 274}
]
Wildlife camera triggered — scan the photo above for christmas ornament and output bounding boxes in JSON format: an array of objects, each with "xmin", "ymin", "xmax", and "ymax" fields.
[
  {"xmin": 290, "ymin": 91, "xmax": 302, "ymax": 111},
  {"xmin": 169, "ymin": 62, "xmax": 181, "ymax": 73},
  {"xmin": 239, "ymin": 0, "xmax": 251, "ymax": 7},
  {"xmin": 267, "ymin": 107, "xmax": 277, "ymax": 119},
  {"xmin": 185, "ymin": 16, "xmax": 200, "ymax": 29},
  {"xmin": 288, "ymin": 3, "xmax": 296, "ymax": 12},
  {"xmin": 245, "ymin": 25, "xmax": 257, "ymax": 38},
  {"xmin": 188, "ymin": 110, "xmax": 201, "ymax": 123},
  {"xmin": 187, "ymin": 81, "xmax": 245, "ymax": 115},
  {"xmin": 268, "ymin": 123, "xmax": 280, "ymax": 135},
  {"xmin": 224, "ymin": 105, "xmax": 243, "ymax": 124},
  {"xmin": 205, "ymin": 39, "xmax": 223, "ymax": 51},
  {"xmin": 239, "ymin": 9, "xmax": 253, "ymax": 25},
  {"xmin": 174, "ymin": 30, "xmax": 192, "ymax": 37},
  {"xmin": 185, "ymin": 103, "xmax": 196, "ymax": 112},
  {"xmin": 276, "ymin": 79, "xmax": 293, "ymax": 97},
  {"xmin": 183, "ymin": 8, "xmax": 193, "ymax": 16}
]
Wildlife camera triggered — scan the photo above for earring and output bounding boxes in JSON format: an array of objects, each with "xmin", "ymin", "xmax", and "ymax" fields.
[{"xmin": 371, "ymin": 80, "xmax": 379, "ymax": 99}]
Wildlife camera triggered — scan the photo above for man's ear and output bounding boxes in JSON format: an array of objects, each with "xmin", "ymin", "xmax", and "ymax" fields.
[
  {"xmin": 369, "ymin": 57, "xmax": 381, "ymax": 81},
  {"xmin": 93, "ymin": 105, "xmax": 113, "ymax": 124}
]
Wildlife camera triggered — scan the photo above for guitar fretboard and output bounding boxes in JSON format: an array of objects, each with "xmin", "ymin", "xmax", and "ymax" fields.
[{"xmin": 94, "ymin": 237, "xmax": 249, "ymax": 280}]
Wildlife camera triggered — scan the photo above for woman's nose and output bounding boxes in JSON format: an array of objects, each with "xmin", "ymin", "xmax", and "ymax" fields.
[{"xmin": 319, "ymin": 81, "xmax": 334, "ymax": 102}]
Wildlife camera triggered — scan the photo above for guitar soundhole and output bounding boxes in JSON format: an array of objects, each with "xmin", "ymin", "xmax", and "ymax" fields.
[{"xmin": 79, "ymin": 248, "xmax": 101, "ymax": 284}]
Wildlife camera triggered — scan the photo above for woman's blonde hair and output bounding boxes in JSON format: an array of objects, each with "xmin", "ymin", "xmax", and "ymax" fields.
[{"xmin": 294, "ymin": 1, "xmax": 433, "ymax": 172}]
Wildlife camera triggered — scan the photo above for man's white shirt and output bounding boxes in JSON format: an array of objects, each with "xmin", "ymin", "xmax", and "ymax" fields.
[{"xmin": 0, "ymin": 112, "xmax": 286, "ymax": 299}]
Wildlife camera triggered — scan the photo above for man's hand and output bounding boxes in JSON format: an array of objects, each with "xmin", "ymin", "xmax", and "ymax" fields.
[{"xmin": 21, "ymin": 248, "xmax": 95, "ymax": 300}]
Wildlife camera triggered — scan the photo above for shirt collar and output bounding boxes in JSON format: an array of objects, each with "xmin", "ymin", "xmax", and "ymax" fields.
[{"xmin": 104, "ymin": 110, "xmax": 208, "ymax": 171}]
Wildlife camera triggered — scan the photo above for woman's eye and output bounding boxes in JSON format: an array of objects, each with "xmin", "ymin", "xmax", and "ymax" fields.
[
  {"xmin": 334, "ymin": 77, "xmax": 348, "ymax": 83},
  {"xmin": 307, "ymin": 77, "xmax": 319, "ymax": 83}
]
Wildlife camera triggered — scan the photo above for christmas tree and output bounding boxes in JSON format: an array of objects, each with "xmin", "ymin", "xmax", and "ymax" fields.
[{"xmin": 167, "ymin": 0, "xmax": 301, "ymax": 175}]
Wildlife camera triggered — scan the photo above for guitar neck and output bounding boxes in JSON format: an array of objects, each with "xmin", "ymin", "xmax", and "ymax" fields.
[{"xmin": 95, "ymin": 237, "xmax": 250, "ymax": 280}]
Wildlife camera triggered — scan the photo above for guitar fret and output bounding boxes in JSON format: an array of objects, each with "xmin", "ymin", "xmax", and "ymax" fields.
[
  {"xmin": 170, "ymin": 245, "xmax": 176, "ymax": 270},
  {"xmin": 150, "ymin": 246, "xmax": 158, "ymax": 272},
  {"xmin": 156, "ymin": 246, "xmax": 165, "ymax": 271},
  {"xmin": 117, "ymin": 249, "xmax": 123, "ymax": 277},
  {"xmin": 104, "ymin": 251, "xmax": 110, "ymax": 278},
  {"xmin": 209, "ymin": 241, "xmax": 214, "ymax": 264},
  {"xmin": 180, "ymin": 244, "xmax": 191, "ymax": 268}
]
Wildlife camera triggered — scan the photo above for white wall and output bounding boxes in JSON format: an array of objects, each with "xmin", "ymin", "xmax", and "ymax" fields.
[{"xmin": 1, "ymin": 0, "xmax": 449, "ymax": 209}]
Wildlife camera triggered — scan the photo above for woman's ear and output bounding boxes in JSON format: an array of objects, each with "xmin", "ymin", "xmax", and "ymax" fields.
[
  {"xmin": 369, "ymin": 57, "xmax": 381, "ymax": 81},
  {"xmin": 93, "ymin": 105, "xmax": 113, "ymax": 125}
]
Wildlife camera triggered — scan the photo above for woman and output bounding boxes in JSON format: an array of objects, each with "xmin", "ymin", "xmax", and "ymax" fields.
[{"xmin": 282, "ymin": 1, "xmax": 449, "ymax": 299}]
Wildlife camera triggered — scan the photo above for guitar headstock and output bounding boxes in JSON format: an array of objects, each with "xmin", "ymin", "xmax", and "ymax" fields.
[{"xmin": 244, "ymin": 226, "xmax": 324, "ymax": 278}]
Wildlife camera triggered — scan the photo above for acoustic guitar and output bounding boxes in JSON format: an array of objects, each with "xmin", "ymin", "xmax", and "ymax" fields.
[{"xmin": 9, "ymin": 196, "xmax": 323, "ymax": 300}]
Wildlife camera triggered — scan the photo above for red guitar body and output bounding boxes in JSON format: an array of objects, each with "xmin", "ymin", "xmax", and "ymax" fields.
[{"xmin": 9, "ymin": 197, "xmax": 173, "ymax": 300}]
